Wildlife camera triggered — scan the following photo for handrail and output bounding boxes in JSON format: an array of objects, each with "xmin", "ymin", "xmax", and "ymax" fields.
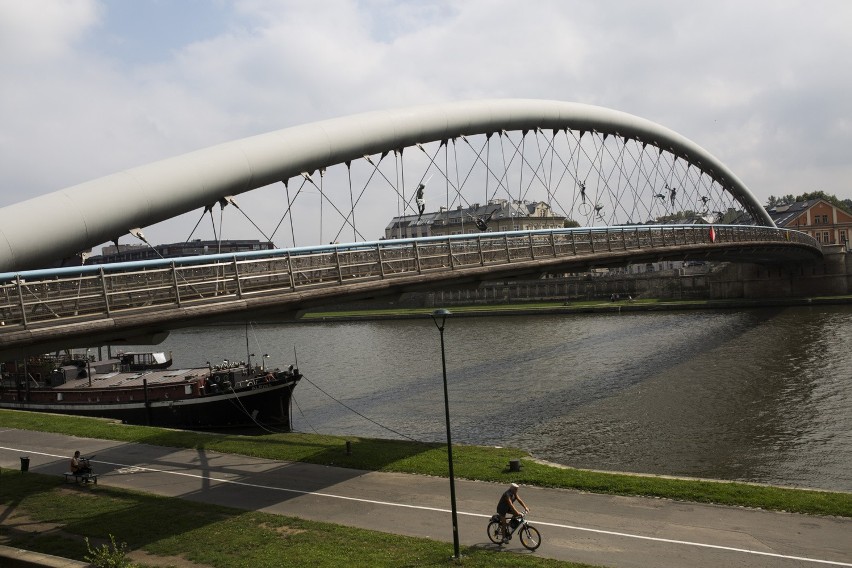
[{"xmin": 0, "ymin": 225, "xmax": 820, "ymax": 334}]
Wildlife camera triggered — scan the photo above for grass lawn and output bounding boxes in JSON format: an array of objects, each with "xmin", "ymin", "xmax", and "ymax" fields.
[
  {"xmin": 1, "ymin": 470, "xmax": 593, "ymax": 568},
  {"xmin": 2, "ymin": 409, "xmax": 850, "ymax": 519}
]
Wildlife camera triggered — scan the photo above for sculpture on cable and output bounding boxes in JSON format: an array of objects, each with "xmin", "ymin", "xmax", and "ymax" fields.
[
  {"xmin": 666, "ymin": 183, "xmax": 677, "ymax": 207},
  {"xmin": 414, "ymin": 174, "xmax": 433, "ymax": 220},
  {"xmin": 467, "ymin": 208, "xmax": 498, "ymax": 232}
]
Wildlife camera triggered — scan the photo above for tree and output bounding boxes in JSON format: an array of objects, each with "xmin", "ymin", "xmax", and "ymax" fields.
[{"xmin": 766, "ymin": 194, "xmax": 796, "ymax": 208}]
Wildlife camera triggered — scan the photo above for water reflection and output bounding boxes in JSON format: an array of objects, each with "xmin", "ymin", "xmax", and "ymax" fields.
[{"xmin": 159, "ymin": 305, "xmax": 852, "ymax": 491}]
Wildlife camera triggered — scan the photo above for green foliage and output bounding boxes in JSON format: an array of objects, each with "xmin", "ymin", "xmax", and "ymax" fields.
[
  {"xmin": 766, "ymin": 194, "xmax": 797, "ymax": 208},
  {"xmin": 654, "ymin": 209, "xmax": 701, "ymax": 223},
  {"xmin": 84, "ymin": 534, "xmax": 134, "ymax": 568}
]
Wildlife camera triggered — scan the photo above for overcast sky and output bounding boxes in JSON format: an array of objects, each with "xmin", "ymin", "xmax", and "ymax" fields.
[{"xmin": 1, "ymin": 0, "xmax": 850, "ymax": 245}]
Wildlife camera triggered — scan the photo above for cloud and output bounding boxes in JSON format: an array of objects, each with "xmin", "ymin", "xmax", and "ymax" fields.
[
  {"xmin": 1, "ymin": 0, "xmax": 850, "ymax": 249},
  {"xmin": 0, "ymin": 0, "xmax": 100, "ymax": 63}
]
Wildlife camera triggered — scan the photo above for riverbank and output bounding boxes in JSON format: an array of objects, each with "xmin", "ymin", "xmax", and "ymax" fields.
[
  {"xmin": 299, "ymin": 295, "xmax": 852, "ymax": 321},
  {"xmin": 2, "ymin": 410, "xmax": 849, "ymax": 518}
]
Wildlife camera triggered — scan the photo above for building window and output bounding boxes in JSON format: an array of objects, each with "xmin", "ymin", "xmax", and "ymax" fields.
[
  {"xmin": 823, "ymin": 231, "xmax": 830, "ymax": 243},
  {"xmin": 841, "ymin": 230, "xmax": 848, "ymax": 243},
  {"xmin": 823, "ymin": 215, "xmax": 829, "ymax": 223}
]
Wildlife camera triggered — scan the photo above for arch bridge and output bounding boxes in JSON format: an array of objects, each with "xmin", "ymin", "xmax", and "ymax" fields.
[{"xmin": 0, "ymin": 99, "xmax": 822, "ymax": 355}]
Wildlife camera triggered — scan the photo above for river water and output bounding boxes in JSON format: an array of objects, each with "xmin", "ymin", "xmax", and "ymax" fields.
[{"xmin": 154, "ymin": 305, "xmax": 852, "ymax": 492}]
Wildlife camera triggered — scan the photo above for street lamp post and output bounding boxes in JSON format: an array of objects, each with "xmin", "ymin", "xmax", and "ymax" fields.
[{"xmin": 431, "ymin": 308, "xmax": 460, "ymax": 559}]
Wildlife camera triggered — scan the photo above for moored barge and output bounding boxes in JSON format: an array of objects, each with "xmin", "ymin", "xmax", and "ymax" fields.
[{"xmin": 0, "ymin": 353, "xmax": 302, "ymax": 429}]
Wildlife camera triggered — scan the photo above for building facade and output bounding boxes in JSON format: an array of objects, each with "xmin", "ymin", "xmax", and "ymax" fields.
[
  {"xmin": 87, "ymin": 239, "xmax": 275, "ymax": 264},
  {"xmin": 384, "ymin": 199, "xmax": 567, "ymax": 240},
  {"xmin": 766, "ymin": 199, "xmax": 852, "ymax": 249}
]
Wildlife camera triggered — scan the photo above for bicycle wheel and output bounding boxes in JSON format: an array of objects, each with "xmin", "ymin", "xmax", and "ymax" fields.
[
  {"xmin": 519, "ymin": 524, "xmax": 541, "ymax": 550},
  {"xmin": 487, "ymin": 521, "xmax": 503, "ymax": 544}
]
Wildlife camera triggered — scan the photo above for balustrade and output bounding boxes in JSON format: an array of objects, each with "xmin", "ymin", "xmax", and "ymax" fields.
[{"xmin": 0, "ymin": 226, "xmax": 820, "ymax": 334}]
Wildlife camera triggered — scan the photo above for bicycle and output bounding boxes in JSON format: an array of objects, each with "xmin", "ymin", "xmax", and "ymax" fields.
[{"xmin": 487, "ymin": 511, "xmax": 541, "ymax": 550}]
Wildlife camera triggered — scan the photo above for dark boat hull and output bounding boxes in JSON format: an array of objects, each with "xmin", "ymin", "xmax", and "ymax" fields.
[{"xmin": 0, "ymin": 379, "xmax": 298, "ymax": 430}]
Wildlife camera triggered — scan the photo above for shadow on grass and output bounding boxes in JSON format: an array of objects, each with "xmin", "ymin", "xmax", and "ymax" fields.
[{"xmin": 0, "ymin": 470, "xmax": 282, "ymax": 562}]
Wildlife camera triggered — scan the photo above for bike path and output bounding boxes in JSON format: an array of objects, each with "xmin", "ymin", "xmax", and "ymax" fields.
[{"xmin": 1, "ymin": 429, "xmax": 850, "ymax": 568}]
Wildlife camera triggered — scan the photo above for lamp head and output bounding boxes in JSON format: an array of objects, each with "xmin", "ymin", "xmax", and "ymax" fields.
[{"xmin": 431, "ymin": 308, "xmax": 451, "ymax": 329}]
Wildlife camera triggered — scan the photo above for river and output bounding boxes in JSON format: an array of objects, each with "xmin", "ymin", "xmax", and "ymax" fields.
[{"xmin": 151, "ymin": 304, "xmax": 852, "ymax": 492}]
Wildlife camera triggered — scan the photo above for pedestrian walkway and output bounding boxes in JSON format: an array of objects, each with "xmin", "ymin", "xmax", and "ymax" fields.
[{"xmin": 1, "ymin": 429, "xmax": 850, "ymax": 568}]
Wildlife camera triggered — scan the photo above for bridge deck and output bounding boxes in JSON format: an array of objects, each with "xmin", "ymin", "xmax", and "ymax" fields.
[{"xmin": 0, "ymin": 225, "xmax": 821, "ymax": 356}]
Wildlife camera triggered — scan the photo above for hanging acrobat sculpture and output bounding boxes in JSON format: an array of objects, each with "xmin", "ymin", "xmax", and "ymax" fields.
[
  {"xmin": 414, "ymin": 174, "xmax": 433, "ymax": 220},
  {"xmin": 415, "ymin": 183, "xmax": 426, "ymax": 220},
  {"xmin": 467, "ymin": 208, "xmax": 498, "ymax": 231},
  {"xmin": 666, "ymin": 183, "xmax": 677, "ymax": 207}
]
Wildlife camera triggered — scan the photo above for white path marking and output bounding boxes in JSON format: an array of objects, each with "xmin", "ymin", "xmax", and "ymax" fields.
[{"xmin": 2, "ymin": 445, "xmax": 849, "ymax": 567}]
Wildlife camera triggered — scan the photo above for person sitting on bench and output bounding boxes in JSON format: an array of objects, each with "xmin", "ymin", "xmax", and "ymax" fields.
[{"xmin": 70, "ymin": 451, "xmax": 91, "ymax": 475}]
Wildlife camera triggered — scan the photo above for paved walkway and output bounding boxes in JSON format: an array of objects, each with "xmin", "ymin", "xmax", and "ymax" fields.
[{"xmin": 1, "ymin": 429, "xmax": 850, "ymax": 568}]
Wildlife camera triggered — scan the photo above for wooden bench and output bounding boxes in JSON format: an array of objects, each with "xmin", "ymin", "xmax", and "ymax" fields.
[{"xmin": 64, "ymin": 471, "xmax": 98, "ymax": 484}]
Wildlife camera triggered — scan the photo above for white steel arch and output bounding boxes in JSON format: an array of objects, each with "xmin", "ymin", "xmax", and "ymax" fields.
[{"xmin": 0, "ymin": 99, "xmax": 771, "ymax": 272}]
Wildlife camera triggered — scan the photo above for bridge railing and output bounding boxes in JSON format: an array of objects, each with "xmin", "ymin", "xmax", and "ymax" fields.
[{"xmin": 0, "ymin": 225, "xmax": 818, "ymax": 331}]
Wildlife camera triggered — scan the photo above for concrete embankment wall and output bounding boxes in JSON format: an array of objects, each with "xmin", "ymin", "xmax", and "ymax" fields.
[
  {"xmin": 710, "ymin": 244, "xmax": 851, "ymax": 299},
  {"xmin": 0, "ymin": 545, "xmax": 88, "ymax": 568}
]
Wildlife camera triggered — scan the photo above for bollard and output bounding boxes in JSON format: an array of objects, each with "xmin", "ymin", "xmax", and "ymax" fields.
[
  {"xmin": 20, "ymin": 456, "xmax": 30, "ymax": 473},
  {"xmin": 345, "ymin": 441, "xmax": 352, "ymax": 455},
  {"xmin": 508, "ymin": 458, "xmax": 521, "ymax": 472}
]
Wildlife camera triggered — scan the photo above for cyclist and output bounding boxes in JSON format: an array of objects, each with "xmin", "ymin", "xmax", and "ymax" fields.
[{"xmin": 496, "ymin": 483, "xmax": 529, "ymax": 543}]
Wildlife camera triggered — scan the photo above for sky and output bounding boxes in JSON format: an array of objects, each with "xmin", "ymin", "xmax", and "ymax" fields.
[{"xmin": 1, "ymin": 0, "xmax": 850, "ymax": 248}]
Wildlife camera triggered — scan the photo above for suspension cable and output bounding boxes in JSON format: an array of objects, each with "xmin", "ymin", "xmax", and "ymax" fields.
[{"xmin": 298, "ymin": 373, "xmax": 426, "ymax": 443}]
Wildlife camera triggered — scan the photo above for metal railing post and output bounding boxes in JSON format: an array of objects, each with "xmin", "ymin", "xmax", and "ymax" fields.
[
  {"xmin": 100, "ymin": 267, "xmax": 112, "ymax": 316},
  {"xmin": 504, "ymin": 234, "xmax": 511, "ymax": 262},
  {"xmin": 413, "ymin": 241, "xmax": 422, "ymax": 274},
  {"xmin": 335, "ymin": 249, "xmax": 344, "ymax": 283},
  {"xmin": 170, "ymin": 263, "xmax": 182, "ymax": 307},
  {"xmin": 528, "ymin": 233, "xmax": 535, "ymax": 260},
  {"xmin": 478, "ymin": 235, "xmax": 485, "ymax": 266},
  {"xmin": 376, "ymin": 244, "xmax": 386, "ymax": 278},
  {"xmin": 448, "ymin": 237, "xmax": 455, "ymax": 269},
  {"xmin": 286, "ymin": 251, "xmax": 296, "ymax": 290},
  {"xmin": 233, "ymin": 256, "xmax": 243, "ymax": 299},
  {"xmin": 16, "ymin": 276, "xmax": 27, "ymax": 327}
]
